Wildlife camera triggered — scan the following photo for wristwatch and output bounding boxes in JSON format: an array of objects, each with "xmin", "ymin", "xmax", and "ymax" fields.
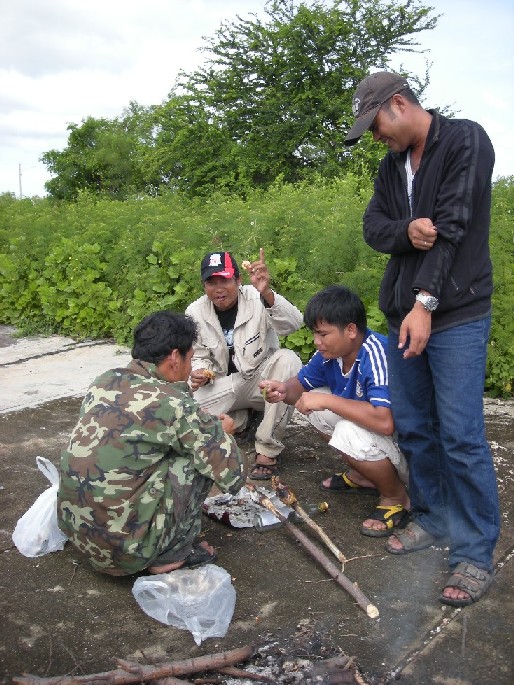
[{"xmin": 415, "ymin": 293, "xmax": 439, "ymax": 312}]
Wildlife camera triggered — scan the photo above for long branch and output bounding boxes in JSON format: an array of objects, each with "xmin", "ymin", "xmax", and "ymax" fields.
[
  {"xmin": 13, "ymin": 645, "xmax": 254, "ymax": 685},
  {"xmin": 247, "ymin": 485, "xmax": 378, "ymax": 619}
]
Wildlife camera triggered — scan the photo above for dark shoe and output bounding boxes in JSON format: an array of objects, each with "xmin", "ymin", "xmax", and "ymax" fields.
[
  {"xmin": 235, "ymin": 409, "xmax": 263, "ymax": 445},
  {"xmin": 181, "ymin": 542, "xmax": 218, "ymax": 569},
  {"xmin": 321, "ymin": 471, "xmax": 378, "ymax": 495},
  {"xmin": 249, "ymin": 454, "xmax": 280, "ymax": 481},
  {"xmin": 385, "ymin": 520, "xmax": 438, "ymax": 554},
  {"xmin": 361, "ymin": 504, "xmax": 411, "ymax": 538},
  {"xmin": 440, "ymin": 562, "xmax": 494, "ymax": 607}
]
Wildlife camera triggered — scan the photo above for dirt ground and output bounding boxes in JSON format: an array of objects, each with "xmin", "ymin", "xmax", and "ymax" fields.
[{"xmin": 1, "ymin": 328, "xmax": 513, "ymax": 684}]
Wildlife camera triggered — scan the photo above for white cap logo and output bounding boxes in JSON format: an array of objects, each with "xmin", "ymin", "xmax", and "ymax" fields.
[
  {"xmin": 352, "ymin": 97, "xmax": 360, "ymax": 117},
  {"xmin": 209, "ymin": 253, "xmax": 222, "ymax": 266}
]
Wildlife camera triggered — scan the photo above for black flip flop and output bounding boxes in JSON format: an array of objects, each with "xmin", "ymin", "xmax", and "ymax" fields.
[{"xmin": 181, "ymin": 542, "xmax": 218, "ymax": 569}]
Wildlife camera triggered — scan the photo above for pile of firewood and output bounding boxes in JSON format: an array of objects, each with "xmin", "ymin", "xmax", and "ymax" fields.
[{"xmin": 13, "ymin": 645, "xmax": 369, "ymax": 685}]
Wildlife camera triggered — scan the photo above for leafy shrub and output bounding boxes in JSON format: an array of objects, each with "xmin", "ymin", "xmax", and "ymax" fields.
[{"xmin": 0, "ymin": 175, "xmax": 512, "ymax": 397}]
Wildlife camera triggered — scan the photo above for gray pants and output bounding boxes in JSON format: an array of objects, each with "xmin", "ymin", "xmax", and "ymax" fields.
[{"xmin": 193, "ymin": 349, "xmax": 302, "ymax": 457}]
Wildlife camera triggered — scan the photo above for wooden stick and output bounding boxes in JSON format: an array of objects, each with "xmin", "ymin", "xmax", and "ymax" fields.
[
  {"xmin": 271, "ymin": 477, "xmax": 347, "ymax": 564},
  {"xmin": 246, "ymin": 484, "xmax": 379, "ymax": 619},
  {"xmin": 293, "ymin": 502, "xmax": 346, "ymax": 563},
  {"xmin": 13, "ymin": 646, "xmax": 254, "ymax": 685},
  {"xmin": 216, "ymin": 666, "xmax": 276, "ymax": 682}
]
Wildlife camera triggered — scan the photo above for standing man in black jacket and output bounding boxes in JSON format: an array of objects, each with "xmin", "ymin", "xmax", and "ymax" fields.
[{"xmin": 345, "ymin": 71, "xmax": 499, "ymax": 607}]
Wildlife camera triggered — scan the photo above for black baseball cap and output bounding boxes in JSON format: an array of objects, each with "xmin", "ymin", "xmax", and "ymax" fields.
[
  {"xmin": 345, "ymin": 71, "xmax": 410, "ymax": 145},
  {"xmin": 200, "ymin": 252, "xmax": 239, "ymax": 281}
]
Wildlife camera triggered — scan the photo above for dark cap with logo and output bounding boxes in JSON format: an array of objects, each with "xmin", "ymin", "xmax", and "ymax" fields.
[
  {"xmin": 200, "ymin": 252, "xmax": 240, "ymax": 281},
  {"xmin": 344, "ymin": 71, "xmax": 410, "ymax": 146}
]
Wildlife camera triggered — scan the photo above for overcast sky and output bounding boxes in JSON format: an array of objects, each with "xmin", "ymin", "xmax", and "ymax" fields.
[{"xmin": 1, "ymin": 0, "xmax": 513, "ymax": 198}]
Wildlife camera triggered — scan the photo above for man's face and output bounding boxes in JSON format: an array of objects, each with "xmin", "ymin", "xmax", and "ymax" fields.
[
  {"xmin": 177, "ymin": 348, "xmax": 194, "ymax": 382},
  {"xmin": 369, "ymin": 99, "xmax": 407, "ymax": 153},
  {"xmin": 203, "ymin": 276, "xmax": 240, "ymax": 310},
  {"xmin": 312, "ymin": 321, "xmax": 353, "ymax": 359},
  {"xmin": 159, "ymin": 347, "xmax": 193, "ymax": 383}
]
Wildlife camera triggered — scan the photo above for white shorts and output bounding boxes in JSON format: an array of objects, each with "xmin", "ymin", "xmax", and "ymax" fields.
[{"xmin": 306, "ymin": 388, "xmax": 408, "ymax": 484}]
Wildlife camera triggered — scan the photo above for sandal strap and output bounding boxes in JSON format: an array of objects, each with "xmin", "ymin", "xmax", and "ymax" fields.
[
  {"xmin": 368, "ymin": 504, "xmax": 406, "ymax": 529},
  {"xmin": 341, "ymin": 472, "xmax": 360, "ymax": 489},
  {"xmin": 446, "ymin": 562, "xmax": 494, "ymax": 597},
  {"xmin": 253, "ymin": 455, "xmax": 278, "ymax": 467}
]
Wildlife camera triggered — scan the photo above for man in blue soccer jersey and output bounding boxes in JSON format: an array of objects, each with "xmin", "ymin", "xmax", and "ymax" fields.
[{"xmin": 261, "ymin": 285, "xmax": 410, "ymax": 537}]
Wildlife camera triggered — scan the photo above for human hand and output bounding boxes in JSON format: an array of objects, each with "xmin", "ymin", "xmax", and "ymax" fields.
[
  {"xmin": 398, "ymin": 306, "xmax": 432, "ymax": 358},
  {"xmin": 408, "ymin": 218, "xmax": 437, "ymax": 251},
  {"xmin": 259, "ymin": 379, "xmax": 286, "ymax": 403},
  {"xmin": 294, "ymin": 391, "xmax": 325, "ymax": 415},
  {"xmin": 243, "ymin": 247, "xmax": 272, "ymax": 296},
  {"xmin": 190, "ymin": 368, "xmax": 214, "ymax": 391},
  {"xmin": 219, "ymin": 413, "xmax": 236, "ymax": 434}
]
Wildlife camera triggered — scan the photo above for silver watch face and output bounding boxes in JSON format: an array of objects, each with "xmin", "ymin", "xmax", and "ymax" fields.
[{"xmin": 416, "ymin": 294, "xmax": 438, "ymax": 311}]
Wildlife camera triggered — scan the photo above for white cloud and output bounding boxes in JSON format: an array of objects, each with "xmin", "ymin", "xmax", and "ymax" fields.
[{"xmin": 1, "ymin": 0, "xmax": 513, "ymax": 197}]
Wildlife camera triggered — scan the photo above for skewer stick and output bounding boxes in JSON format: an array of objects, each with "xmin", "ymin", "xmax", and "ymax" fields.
[
  {"xmin": 292, "ymin": 502, "xmax": 347, "ymax": 564},
  {"xmin": 271, "ymin": 477, "xmax": 347, "ymax": 565},
  {"xmin": 246, "ymin": 484, "xmax": 379, "ymax": 619}
]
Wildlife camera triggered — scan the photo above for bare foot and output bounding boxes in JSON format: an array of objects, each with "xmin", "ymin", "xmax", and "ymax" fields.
[
  {"xmin": 386, "ymin": 533, "xmax": 405, "ymax": 552},
  {"xmin": 148, "ymin": 559, "xmax": 185, "ymax": 574},
  {"xmin": 442, "ymin": 586, "xmax": 470, "ymax": 602}
]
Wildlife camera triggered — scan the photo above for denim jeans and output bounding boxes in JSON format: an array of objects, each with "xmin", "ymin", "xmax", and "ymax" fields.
[{"xmin": 388, "ymin": 316, "xmax": 499, "ymax": 571}]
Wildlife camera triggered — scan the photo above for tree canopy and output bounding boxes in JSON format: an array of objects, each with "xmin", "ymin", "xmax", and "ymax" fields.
[{"xmin": 41, "ymin": 0, "xmax": 438, "ymax": 200}]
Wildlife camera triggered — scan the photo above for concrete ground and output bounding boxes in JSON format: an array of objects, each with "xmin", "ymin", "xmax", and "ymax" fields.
[{"xmin": 0, "ymin": 325, "xmax": 513, "ymax": 684}]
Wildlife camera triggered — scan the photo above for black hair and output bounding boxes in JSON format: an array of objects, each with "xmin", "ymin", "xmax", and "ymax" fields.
[
  {"xmin": 131, "ymin": 310, "xmax": 198, "ymax": 363},
  {"xmin": 303, "ymin": 285, "xmax": 367, "ymax": 334}
]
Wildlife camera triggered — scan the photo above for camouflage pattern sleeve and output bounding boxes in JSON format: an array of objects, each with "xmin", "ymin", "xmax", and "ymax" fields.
[{"xmin": 169, "ymin": 397, "xmax": 245, "ymax": 494}]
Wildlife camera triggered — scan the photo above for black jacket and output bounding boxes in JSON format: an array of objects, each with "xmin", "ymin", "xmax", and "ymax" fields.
[{"xmin": 363, "ymin": 110, "xmax": 494, "ymax": 333}]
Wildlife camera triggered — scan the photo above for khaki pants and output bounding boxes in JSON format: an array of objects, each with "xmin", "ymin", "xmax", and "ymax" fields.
[{"xmin": 193, "ymin": 349, "xmax": 302, "ymax": 457}]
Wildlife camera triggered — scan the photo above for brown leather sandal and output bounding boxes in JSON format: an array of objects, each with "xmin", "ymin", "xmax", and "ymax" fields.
[{"xmin": 249, "ymin": 454, "xmax": 280, "ymax": 481}]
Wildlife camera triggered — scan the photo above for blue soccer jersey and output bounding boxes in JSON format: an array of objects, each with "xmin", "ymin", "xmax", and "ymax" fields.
[{"xmin": 297, "ymin": 329, "xmax": 391, "ymax": 408}]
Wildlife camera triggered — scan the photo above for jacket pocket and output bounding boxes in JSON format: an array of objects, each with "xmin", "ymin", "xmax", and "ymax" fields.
[{"xmin": 202, "ymin": 336, "xmax": 220, "ymax": 351}]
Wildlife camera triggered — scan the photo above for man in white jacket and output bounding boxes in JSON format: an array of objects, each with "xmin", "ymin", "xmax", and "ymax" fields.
[{"xmin": 186, "ymin": 249, "xmax": 303, "ymax": 479}]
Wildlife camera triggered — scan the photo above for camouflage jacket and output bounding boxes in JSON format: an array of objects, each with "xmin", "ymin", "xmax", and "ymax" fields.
[{"xmin": 57, "ymin": 359, "xmax": 244, "ymax": 576}]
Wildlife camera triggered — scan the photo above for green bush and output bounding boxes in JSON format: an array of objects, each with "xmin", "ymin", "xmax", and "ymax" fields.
[
  {"xmin": 487, "ymin": 177, "xmax": 514, "ymax": 396},
  {"xmin": 0, "ymin": 175, "xmax": 512, "ymax": 397}
]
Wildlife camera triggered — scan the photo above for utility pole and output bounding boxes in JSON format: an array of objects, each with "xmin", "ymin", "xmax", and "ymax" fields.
[{"xmin": 18, "ymin": 164, "xmax": 22, "ymax": 199}]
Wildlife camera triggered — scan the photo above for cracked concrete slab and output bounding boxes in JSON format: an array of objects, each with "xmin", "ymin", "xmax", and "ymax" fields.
[{"xmin": 0, "ymin": 325, "xmax": 513, "ymax": 684}]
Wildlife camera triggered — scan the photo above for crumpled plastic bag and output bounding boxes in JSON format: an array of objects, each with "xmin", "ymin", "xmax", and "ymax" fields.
[
  {"xmin": 132, "ymin": 564, "xmax": 236, "ymax": 645},
  {"xmin": 12, "ymin": 456, "xmax": 68, "ymax": 557}
]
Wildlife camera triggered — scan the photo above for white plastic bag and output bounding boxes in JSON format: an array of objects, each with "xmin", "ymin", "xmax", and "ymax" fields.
[
  {"xmin": 12, "ymin": 456, "xmax": 68, "ymax": 557},
  {"xmin": 132, "ymin": 564, "xmax": 236, "ymax": 645}
]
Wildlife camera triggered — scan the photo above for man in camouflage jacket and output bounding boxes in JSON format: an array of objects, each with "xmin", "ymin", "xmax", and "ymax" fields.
[{"xmin": 57, "ymin": 311, "xmax": 245, "ymax": 577}]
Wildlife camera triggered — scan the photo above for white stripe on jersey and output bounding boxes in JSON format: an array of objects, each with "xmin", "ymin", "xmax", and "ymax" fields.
[
  {"xmin": 303, "ymin": 377, "xmax": 317, "ymax": 390},
  {"xmin": 369, "ymin": 396, "xmax": 391, "ymax": 406},
  {"xmin": 362, "ymin": 334, "xmax": 388, "ymax": 387}
]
